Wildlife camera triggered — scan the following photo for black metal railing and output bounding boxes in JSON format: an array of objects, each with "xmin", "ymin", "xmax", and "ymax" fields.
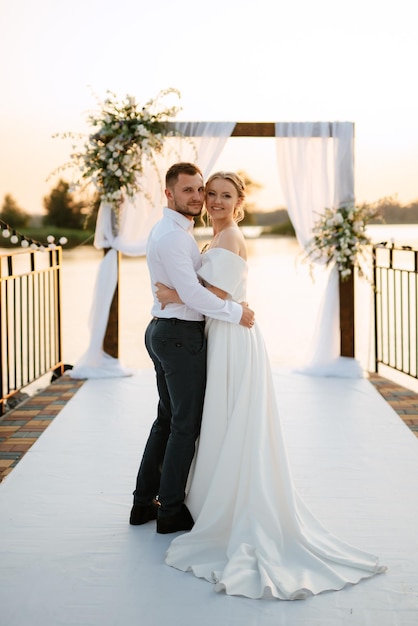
[
  {"xmin": 373, "ymin": 244, "xmax": 418, "ymax": 379},
  {"xmin": 0, "ymin": 247, "xmax": 64, "ymax": 414}
]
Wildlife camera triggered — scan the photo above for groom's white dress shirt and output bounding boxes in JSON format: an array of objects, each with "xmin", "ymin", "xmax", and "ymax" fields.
[{"xmin": 147, "ymin": 208, "xmax": 242, "ymax": 323}]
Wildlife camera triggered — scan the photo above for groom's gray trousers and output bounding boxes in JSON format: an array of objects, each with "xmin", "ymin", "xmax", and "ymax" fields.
[{"xmin": 133, "ymin": 317, "xmax": 207, "ymax": 517}]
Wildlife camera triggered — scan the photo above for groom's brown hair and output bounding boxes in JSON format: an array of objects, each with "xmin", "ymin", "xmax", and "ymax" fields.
[{"xmin": 165, "ymin": 162, "xmax": 203, "ymax": 188}]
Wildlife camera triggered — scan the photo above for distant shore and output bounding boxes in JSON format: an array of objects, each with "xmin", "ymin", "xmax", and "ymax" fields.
[{"xmin": 2, "ymin": 222, "xmax": 418, "ymax": 251}]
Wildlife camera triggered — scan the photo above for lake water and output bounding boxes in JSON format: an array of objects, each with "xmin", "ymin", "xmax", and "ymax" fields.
[
  {"xmin": 59, "ymin": 224, "xmax": 418, "ymax": 375},
  {"xmin": 61, "ymin": 236, "xmax": 319, "ymax": 371},
  {"xmin": 4, "ymin": 223, "xmax": 418, "ymax": 396}
]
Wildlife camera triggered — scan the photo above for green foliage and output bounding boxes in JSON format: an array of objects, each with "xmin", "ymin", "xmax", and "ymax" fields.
[
  {"xmin": 240, "ymin": 210, "xmax": 256, "ymax": 226},
  {"xmin": 43, "ymin": 179, "xmax": 85, "ymax": 228},
  {"xmin": 53, "ymin": 89, "xmax": 181, "ymax": 216},
  {"xmin": 368, "ymin": 196, "xmax": 418, "ymax": 223},
  {"xmin": 82, "ymin": 192, "xmax": 100, "ymax": 231},
  {"xmin": 304, "ymin": 204, "xmax": 380, "ymax": 280},
  {"xmin": 0, "ymin": 227, "xmax": 95, "ymax": 249},
  {"xmin": 263, "ymin": 219, "xmax": 296, "ymax": 236},
  {"xmin": 1, "ymin": 194, "xmax": 30, "ymax": 228}
]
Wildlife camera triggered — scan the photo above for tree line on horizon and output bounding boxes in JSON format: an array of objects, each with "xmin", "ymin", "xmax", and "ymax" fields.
[{"xmin": 1, "ymin": 178, "xmax": 418, "ymax": 242}]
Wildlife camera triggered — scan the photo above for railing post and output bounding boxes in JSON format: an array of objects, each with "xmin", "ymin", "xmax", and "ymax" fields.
[
  {"xmin": 339, "ymin": 269, "xmax": 355, "ymax": 357},
  {"xmin": 102, "ymin": 249, "xmax": 120, "ymax": 358},
  {"xmin": 372, "ymin": 246, "xmax": 378, "ymax": 373},
  {"xmin": 0, "ymin": 255, "xmax": 3, "ymax": 415},
  {"xmin": 0, "ymin": 248, "xmax": 64, "ymax": 412},
  {"xmin": 52, "ymin": 247, "xmax": 64, "ymax": 377}
]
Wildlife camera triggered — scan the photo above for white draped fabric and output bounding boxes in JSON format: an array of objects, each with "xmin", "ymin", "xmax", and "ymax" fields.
[
  {"xmin": 70, "ymin": 122, "xmax": 235, "ymax": 379},
  {"xmin": 70, "ymin": 120, "xmax": 359, "ymax": 379},
  {"xmin": 166, "ymin": 249, "xmax": 384, "ymax": 598},
  {"xmin": 275, "ymin": 122, "xmax": 362, "ymax": 377}
]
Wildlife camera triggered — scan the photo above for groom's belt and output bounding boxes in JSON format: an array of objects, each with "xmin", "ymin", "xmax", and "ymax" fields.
[{"xmin": 152, "ymin": 317, "xmax": 205, "ymax": 326}]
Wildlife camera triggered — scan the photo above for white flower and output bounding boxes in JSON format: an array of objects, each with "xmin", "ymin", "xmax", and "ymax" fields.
[
  {"xmin": 55, "ymin": 88, "xmax": 181, "ymax": 218},
  {"xmin": 304, "ymin": 203, "xmax": 380, "ymax": 281}
]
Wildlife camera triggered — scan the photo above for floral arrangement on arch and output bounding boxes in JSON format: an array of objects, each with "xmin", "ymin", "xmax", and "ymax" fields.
[
  {"xmin": 54, "ymin": 88, "xmax": 181, "ymax": 217},
  {"xmin": 304, "ymin": 203, "xmax": 381, "ymax": 281}
]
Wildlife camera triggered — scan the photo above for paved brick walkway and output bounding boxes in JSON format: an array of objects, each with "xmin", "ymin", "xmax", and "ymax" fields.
[
  {"xmin": 0, "ymin": 375, "xmax": 84, "ymax": 482},
  {"xmin": 0, "ymin": 372, "xmax": 417, "ymax": 483},
  {"xmin": 368, "ymin": 373, "xmax": 418, "ymax": 437}
]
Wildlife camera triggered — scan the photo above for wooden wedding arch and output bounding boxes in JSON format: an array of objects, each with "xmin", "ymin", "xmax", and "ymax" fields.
[{"xmin": 103, "ymin": 121, "xmax": 355, "ymax": 359}]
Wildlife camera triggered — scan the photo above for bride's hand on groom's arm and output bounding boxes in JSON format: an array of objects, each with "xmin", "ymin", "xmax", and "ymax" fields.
[
  {"xmin": 155, "ymin": 282, "xmax": 182, "ymax": 309},
  {"xmin": 155, "ymin": 282, "xmax": 229, "ymax": 309},
  {"xmin": 154, "ymin": 283, "xmax": 254, "ymax": 327},
  {"xmin": 239, "ymin": 303, "xmax": 255, "ymax": 329}
]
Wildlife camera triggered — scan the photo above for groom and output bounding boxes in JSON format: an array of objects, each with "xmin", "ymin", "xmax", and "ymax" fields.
[{"xmin": 130, "ymin": 162, "xmax": 254, "ymax": 534}]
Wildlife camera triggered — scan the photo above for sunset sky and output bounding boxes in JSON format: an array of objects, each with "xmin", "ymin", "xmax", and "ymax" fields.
[{"xmin": 1, "ymin": 0, "xmax": 417, "ymax": 215}]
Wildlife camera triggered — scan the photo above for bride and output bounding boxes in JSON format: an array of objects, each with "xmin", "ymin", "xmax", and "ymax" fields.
[{"xmin": 156, "ymin": 171, "xmax": 386, "ymax": 600}]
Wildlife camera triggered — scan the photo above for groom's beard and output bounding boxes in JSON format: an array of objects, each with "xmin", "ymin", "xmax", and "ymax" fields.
[{"xmin": 173, "ymin": 200, "xmax": 203, "ymax": 219}]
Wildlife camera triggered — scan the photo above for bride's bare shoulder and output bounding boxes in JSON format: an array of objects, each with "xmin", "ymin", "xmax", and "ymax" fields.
[{"xmin": 216, "ymin": 227, "xmax": 247, "ymax": 259}]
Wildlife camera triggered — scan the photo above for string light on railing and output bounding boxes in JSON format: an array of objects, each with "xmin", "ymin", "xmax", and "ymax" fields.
[
  {"xmin": 0, "ymin": 219, "xmax": 68, "ymax": 250},
  {"xmin": 45, "ymin": 235, "xmax": 69, "ymax": 248}
]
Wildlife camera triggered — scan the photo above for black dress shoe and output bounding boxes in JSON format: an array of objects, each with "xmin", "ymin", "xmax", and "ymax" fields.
[
  {"xmin": 129, "ymin": 501, "xmax": 159, "ymax": 525},
  {"xmin": 156, "ymin": 504, "xmax": 194, "ymax": 534}
]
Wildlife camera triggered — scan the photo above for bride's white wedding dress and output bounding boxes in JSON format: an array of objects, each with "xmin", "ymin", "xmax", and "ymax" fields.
[{"xmin": 165, "ymin": 248, "xmax": 386, "ymax": 600}]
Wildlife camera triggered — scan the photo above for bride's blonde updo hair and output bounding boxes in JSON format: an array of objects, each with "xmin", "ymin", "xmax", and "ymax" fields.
[{"xmin": 205, "ymin": 171, "xmax": 246, "ymax": 224}]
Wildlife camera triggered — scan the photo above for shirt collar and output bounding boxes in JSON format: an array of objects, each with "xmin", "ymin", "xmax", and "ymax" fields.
[{"xmin": 163, "ymin": 207, "xmax": 195, "ymax": 233}]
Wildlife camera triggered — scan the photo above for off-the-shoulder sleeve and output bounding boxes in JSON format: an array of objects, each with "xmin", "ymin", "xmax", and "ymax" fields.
[{"xmin": 197, "ymin": 248, "xmax": 247, "ymax": 300}]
